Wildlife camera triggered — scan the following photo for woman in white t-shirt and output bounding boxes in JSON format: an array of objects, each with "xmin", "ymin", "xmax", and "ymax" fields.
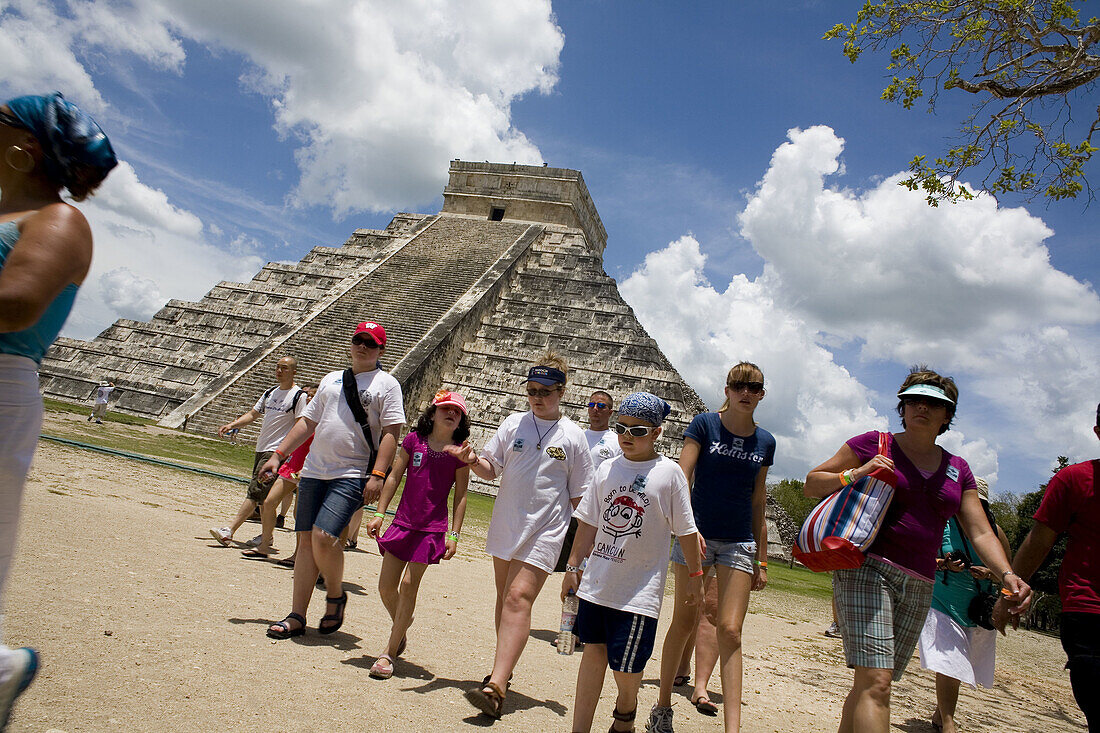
[{"xmin": 450, "ymin": 352, "xmax": 595, "ymax": 720}]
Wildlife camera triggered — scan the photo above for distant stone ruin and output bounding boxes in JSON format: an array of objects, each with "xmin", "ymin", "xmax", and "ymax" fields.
[{"xmin": 39, "ymin": 160, "xmax": 795, "ymax": 557}]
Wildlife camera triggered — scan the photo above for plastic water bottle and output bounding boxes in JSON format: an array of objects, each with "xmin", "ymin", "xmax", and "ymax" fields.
[{"xmin": 557, "ymin": 591, "xmax": 579, "ymax": 655}]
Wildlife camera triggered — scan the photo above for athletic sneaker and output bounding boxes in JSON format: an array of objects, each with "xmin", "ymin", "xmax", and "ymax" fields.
[
  {"xmin": 0, "ymin": 647, "xmax": 39, "ymax": 729},
  {"xmin": 824, "ymin": 622, "xmax": 842, "ymax": 639},
  {"xmin": 645, "ymin": 704, "xmax": 674, "ymax": 733},
  {"xmin": 246, "ymin": 535, "xmax": 263, "ymax": 547},
  {"xmin": 209, "ymin": 527, "xmax": 232, "ymax": 546},
  {"xmin": 275, "ymin": 515, "xmax": 286, "ymax": 529}
]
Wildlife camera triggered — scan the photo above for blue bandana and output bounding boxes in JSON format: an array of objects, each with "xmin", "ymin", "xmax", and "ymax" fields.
[
  {"xmin": 5, "ymin": 92, "xmax": 117, "ymax": 192},
  {"xmin": 618, "ymin": 392, "xmax": 671, "ymax": 426}
]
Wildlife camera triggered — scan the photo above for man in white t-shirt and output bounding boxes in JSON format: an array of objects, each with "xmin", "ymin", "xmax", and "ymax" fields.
[
  {"xmin": 259, "ymin": 321, "xmax": 404, "ymax": 640},
  {"xmin": 555, "ymin": 390, "xmax": 623, "ymax": 575},
  {"xmin": 87, "ymin": 381, "xmax": 115, "ymax": 424},
  {"xmin": 561, "ymin": 392, "xmax": 702, "ymax": 733},
  {"xmin": 210, "ymin": 356, "xmax": 307, "ymax": 546}
]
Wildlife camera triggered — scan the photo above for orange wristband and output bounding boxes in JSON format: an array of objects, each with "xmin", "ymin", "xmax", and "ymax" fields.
[{"xmin": 688, "ymin": 569, "xmax": 704, "ymax": 578}]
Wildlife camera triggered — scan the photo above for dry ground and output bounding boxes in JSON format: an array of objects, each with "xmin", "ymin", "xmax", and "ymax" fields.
[{"xmin": 4, "ymin": 415, "xmax": 1087, "ymax": 731}]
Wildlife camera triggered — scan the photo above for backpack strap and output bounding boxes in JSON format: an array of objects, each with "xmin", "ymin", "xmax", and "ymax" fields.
[
  {"xmin": 340, "ymin": 368, "xmax": 377, "ymax": 471},
  {"xmin": 259, "ymin": 386, "xmax": 275, "ymax": 413},
  {"xmin": 290, "ymin": 387, "xmax": 306, "ymax": 412}
]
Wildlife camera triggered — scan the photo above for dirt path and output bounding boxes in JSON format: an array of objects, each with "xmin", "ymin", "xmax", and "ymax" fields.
[{"xmin": 5, "ymin": 439, "xmax": 1086, "ymax": 732}]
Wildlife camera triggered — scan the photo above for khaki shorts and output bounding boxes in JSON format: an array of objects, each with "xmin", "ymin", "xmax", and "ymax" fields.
[{"xmin": 246, "ymin": 451, "xmax": 280, "ymax": 503}]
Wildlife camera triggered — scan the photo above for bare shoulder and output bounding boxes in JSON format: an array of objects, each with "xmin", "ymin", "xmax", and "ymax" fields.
[{"xmin": 24, "ymin": 202, "xmax": 93, "ymax": 240}]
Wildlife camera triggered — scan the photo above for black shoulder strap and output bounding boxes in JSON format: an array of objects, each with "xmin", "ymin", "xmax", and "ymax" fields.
[
  {"xmin": 341, "ymin": 369, "xmax": 377, "ymax": 469},
  {"xmin": 260, "ymin": 386, "xmax": 275, "ymax": 413},
  {"xmin": 290, "ymin": 388, "xmax": 305, "ymax": 411}
]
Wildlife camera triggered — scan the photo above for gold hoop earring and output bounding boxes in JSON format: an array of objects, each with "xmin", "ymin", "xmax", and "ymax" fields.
[{"xmin": 4, "ymin": 145, "xmax": 34, "ymax": 173}]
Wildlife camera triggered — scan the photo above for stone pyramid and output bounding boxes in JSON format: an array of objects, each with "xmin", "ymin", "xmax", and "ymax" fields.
[
  {"xmin": 41, "ymin": 160, "xmax": 706, "ymax": 445},
  {"xmin": 39, "ymin": 160, "xmax": 796, "ymax": 557}
]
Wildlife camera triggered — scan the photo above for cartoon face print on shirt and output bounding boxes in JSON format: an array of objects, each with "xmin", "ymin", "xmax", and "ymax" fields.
[{"xmin": 600, "ymin": 474, "xmax": 650, "ymax": 541}]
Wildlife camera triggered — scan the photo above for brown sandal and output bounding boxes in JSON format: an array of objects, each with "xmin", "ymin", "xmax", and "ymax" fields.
[
  {"xmin": 465, "ymin": 680, "xmax": 506, "ymax": 719},
  {"xmin": 609, "ymin": 706, "xmax": 636, "ymax": 732}
]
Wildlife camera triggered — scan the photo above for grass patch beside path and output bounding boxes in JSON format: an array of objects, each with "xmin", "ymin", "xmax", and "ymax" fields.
[
  {"xmin": 765, "ymin": 562, "xmax": 834, "ymax": 601},
  {"xmin": 41, "ymin": 406, "xmax": 256, "ymax": 477},
  {"xmin": 44, "ymin": 397, "xmax": 158, "ymax": 426}
]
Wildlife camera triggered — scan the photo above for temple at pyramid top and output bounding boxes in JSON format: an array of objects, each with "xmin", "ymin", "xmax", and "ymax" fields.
[{"xmin": 442, "ymin": 161, "xmax": 607, "ymax": 255}]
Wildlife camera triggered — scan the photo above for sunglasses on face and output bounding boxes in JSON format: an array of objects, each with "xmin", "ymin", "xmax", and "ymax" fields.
[
  {"xmin": 526, "ymin": 387, "xmax": 560, "ymax": 398},
  {"xmin": 587, "ymin": 402, "xmax": 609, "ymax": 409},
  {"xmin": 611, "ymin": 422, "xmax": 658, "ymax": 437},
  {"xmin": 352, "ymin": 336, "xmax": 380, "ymax": 348},
  {"xmin": 728, "ymin": 381, "xmax": 765, "ymax": 394}
]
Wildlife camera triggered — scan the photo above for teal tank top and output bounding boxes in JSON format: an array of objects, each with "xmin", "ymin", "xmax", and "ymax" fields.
[
  {"xmin": 0, "ymin": 220, "xmax": 79, "ymax": 364},
  {"xmin": 930, "ymin": 516, "xmax": 994, "ymax": 627}
]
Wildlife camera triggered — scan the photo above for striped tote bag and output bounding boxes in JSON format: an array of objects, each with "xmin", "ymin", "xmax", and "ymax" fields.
[{"xmin": 793, "ymin": 432, "xmax": 896, "ymax": 572}]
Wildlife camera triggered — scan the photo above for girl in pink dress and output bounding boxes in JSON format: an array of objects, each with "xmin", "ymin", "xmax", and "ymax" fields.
[{"xmin": 365, "ymin": 389, "xmax": 470, "ymax": 679}]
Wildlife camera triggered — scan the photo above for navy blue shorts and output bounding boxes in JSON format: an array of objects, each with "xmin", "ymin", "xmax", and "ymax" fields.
[
  {"xmin": 295, "ymin": 476, "xmax": 366, "ymax": 538},
  {"xmin": 573, "ymin": 597, "xmax": 657, "ymax": 674}
]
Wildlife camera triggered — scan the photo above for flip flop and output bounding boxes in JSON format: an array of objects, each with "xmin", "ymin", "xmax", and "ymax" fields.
[
  {"xmin": 693, "ymin": 695, "xmax": 719, "ymax": 716},
  {"xmin": 369, "ymin": 654, "xmax": 395, "ymax": 680},
  {"xmin": 673, "ymin": 674, "xmax": 691, "ymax": 687},
  {"xmin": 275, "ymin": 557, "xmax": 295, "ymax": 568},
  {"xmin": 241, "ymin": 549, "xmax": 275, "ymax": 559}
]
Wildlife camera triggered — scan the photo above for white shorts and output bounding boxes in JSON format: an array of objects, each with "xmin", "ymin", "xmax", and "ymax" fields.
[{"xmin": 917, "ymin": 606, "xmax": 996, "ymax": 688}]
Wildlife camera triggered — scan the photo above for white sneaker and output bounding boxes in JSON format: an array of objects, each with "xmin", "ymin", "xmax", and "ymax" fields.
[
  {"xmin": 246, "ymin": 535, "xmax": 263, "ymax": 547},
  {"xmin": 824, "ymin": 622, "xmax": 842, "ymax": 638},
  {"xmin": 210, "ymin": 527, "xmax": 232, "ymax": 546},
  {"xmin": 0, "ymin": 647, "xmax": 39, "ymax": 729},
  {"xmin": 645, "ymin": 704, "xmax": 674, "ymax": 733}
]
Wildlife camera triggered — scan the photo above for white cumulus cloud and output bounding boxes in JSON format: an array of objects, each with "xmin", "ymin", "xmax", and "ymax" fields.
[
  {"xmin": 16, "ymin": 0, "xmax": 564, "ymax": 216},
  {"xmin": 623, "ymin": 126, "xmax": 1100, "ymax": 485},
  {"xmin": 63, "ymin": 162, "xmax": 264, "ymax": 339}
]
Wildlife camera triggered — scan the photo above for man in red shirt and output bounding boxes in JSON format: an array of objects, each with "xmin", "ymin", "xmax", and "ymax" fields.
[{"xmin": 998, "ymin": 404, "xmax": 1099, "ymax": 731}]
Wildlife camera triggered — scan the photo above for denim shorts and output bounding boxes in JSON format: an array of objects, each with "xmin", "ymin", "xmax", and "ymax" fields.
[
  {"xmin": 671, "ymin": 537, "xmax": 756, "ymax": 574},
  {"xmin": 295, "ymin": 476, "xmax": 366, "ymax": 538}
]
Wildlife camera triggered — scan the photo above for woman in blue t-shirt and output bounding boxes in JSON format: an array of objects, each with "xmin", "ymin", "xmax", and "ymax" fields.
[{"xmin": 649, "ymin": 362, "xmax": 775, "ymax": 733}]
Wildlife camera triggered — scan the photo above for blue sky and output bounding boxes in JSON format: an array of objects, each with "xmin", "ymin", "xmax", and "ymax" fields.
[{"xmin": 3, "ymin": 0, "xmax": 1097, "ymax": 493}]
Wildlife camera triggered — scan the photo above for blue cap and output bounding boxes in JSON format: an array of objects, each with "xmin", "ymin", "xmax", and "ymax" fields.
[{"xmin": 526, "ymin": 366, "xmax": 565, "ymax": 386}]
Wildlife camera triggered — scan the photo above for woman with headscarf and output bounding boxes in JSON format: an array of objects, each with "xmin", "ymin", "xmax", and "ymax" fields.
[
  {"xmin": 804, "ymin": 367, "xmax": 1030, "ymax": 733},
  {"xmin": 0, "ymin": 92, "xmax": 116, "ymax": 726}
]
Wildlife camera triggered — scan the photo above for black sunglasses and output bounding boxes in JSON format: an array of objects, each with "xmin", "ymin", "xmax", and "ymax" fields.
[
  {"xmin": 587, "ymin": 401, "xmax": 609, "ymax": 409},
  {"xmin": 526, "ymin": 387, "xmax": 560, "ymax": 398},
  {"xmin": 728, "ymin": 381, "xmax": 764, "ymax": 394},
  {"xmin": 611, "ymin": 422, "xmax": 658, "ymax": 437},
  {"xmin": 352, "ymin": 336, "xmax": 380, "ymax": 348}
]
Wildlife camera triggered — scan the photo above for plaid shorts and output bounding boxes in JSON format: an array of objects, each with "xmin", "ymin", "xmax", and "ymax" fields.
[{"xmin": 833, "ymin": 555, "xmax": 933, "ymax": 681}]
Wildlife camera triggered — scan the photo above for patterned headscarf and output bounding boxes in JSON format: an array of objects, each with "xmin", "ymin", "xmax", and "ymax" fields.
[
  {"xmin": 5, "ymin": 92, "xmax": 117, "ymax": 193},
  {"xmin": 618, "ymin": 392, "xmax": 671, "ymax": 426}
]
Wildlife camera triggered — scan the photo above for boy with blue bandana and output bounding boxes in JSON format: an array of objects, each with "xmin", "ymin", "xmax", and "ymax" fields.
[{"xmin": 562, "ymin": 392, "xmax": 702, "ymax": 733}]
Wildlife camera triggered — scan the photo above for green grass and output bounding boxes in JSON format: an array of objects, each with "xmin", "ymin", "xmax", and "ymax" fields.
[
  {"xmin": 764, "ymin": 562, "xmax": 835, "ymax": 601},
  {"xmin": 44, "ymin": 397, "xmax": 159, "ymax": 426}
]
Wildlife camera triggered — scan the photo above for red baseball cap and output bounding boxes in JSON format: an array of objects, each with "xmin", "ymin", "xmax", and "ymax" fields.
[
  {"xmin": 353, "ymin": 321, "xmax": 386, "ymax": 347},
  {"xmin": 432, "ymin": 389, "xmax": 468, "ymax": 415}
]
